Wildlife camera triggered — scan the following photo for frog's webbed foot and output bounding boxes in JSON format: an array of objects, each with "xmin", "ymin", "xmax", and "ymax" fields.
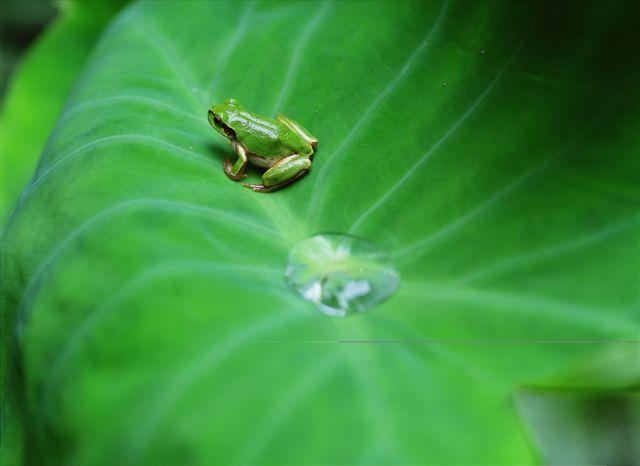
[{"xmin": 223, "ymin": 140, "xmax": 248, "ymax": 180}]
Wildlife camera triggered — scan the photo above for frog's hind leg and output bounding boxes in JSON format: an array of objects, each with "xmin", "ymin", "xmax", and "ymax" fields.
[
  {"xmin": 242, "ymin": 170, "xmax": 308, "ymax": 193},
  {"xmin": 242, "ymin": 153, "xmax": 311, "ymax": 193},
  {"xmin": 276, "ymin": 114, "xmax": 317, "ymax": 149},
  {"xmin": 224, "ymin": 140, "xmax": 248, "ymax": 180}
]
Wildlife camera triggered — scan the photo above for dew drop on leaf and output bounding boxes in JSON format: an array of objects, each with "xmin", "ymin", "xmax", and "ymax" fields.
[
  {"xmin": 480, "ymin": 48, "xmax": 486, "ymax": 54},
  {"xmin": 442, "ymin": 81, "xmax": 448, "ymax": 87},
  {"xmin": 284, "ymin": 233, "xmax": 399, "ymax": 317}
]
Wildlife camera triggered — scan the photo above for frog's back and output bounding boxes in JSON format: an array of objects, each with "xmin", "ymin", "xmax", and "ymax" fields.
[{"xmin": 233, "ymin": 111, "xmax": 310, "ymax": 158}]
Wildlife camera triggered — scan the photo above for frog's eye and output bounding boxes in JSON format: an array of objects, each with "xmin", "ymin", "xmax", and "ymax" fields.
[
  {"xmin": 208, "ymin": 110, "xmax": 222, "ymax": 127},
  {"xmin": 208, "ymin": 110, "xmax": 220, "ymax": 127}
]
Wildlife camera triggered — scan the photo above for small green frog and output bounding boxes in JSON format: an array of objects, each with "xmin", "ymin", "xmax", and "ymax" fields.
[{"xmin": 208, "ymin": 98, "xmax": 317, "ymax": 192}]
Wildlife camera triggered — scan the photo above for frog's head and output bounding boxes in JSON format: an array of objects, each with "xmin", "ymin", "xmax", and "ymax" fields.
[{"xmin": 208, "ymin": 98, "xmax": 241, "ymax": 140}]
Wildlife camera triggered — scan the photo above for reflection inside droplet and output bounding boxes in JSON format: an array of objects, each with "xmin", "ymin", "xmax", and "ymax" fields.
[{"xmin": 284, "ymin": 233, "xmax": 400, "ymax": 317}]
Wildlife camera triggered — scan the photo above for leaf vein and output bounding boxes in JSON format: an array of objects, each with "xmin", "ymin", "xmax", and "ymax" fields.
[
  {"xmin": 306, "ymin": 0, "xmax": 450, "ymax": 223},
  {"xmin": 271, "ymin": 1, "xmax": 331, "ymax": 114},
  {"xmin": 456, "ymin": 215, "xmax": 640, "ymax": 284},
  {"xmin": 129, "ymin": 310, "xmax": 308, "ymax": 461},
  {"xmin": 208, "ymin": 1, "xmax": 255, "ymax": 99},
  {"xmin": 39, "ymin": 260, "xmax": 282, "ymax": 418},
  {"xmin": 20, "ymin": 134, "xmax": 213, "ymax": 203},
  {"xmin": 349, "ymin": 11, "xmax": 539, "ymax": 233},
  {"xmin": 15, "ymin": 197, "xmax": 286, "ymax": 336},
  {"xmin": 393, "ymin": 107, "xmax": 610, "ymax": 261}
]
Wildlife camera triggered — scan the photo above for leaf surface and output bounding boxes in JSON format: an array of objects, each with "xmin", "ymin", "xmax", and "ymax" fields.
[{"xmin": 2, "ymin": 1, "xmax": 639, "ymax": 464}]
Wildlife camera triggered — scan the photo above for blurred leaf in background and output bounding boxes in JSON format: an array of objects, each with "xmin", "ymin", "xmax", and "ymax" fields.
[
  {"xmin": 518, "ymin": 389, "xmax": 640, "ymax": 465},
  {"xmin": 0, "ymin": 1, "xmax": 126, "ymax": 463},
  {"xmin": 517, "ymin": 340, "xmax": 640, "ymax": 465},
  {"xmin": 0, "ymin": 0, "xmax": 126, "ymax": 225},
  {"xmin": 1, "ymin": 0, "xmax": 639, "ymax": 464},
  {"xmin": 0, "ymin": 1, "xmax": 56, "ymax": 95}
]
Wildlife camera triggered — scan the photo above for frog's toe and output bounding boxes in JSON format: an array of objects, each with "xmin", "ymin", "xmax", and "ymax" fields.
[
  {"xmin": 223, "ymin": 159, "xmax": 246, "ymax": 180},
  {"xmin": 241, "ymin": 182, "xmax": 273, "ymax": 193}
]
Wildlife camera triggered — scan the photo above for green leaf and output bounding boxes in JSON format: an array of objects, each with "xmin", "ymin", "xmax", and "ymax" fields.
[
  {"xmin": 0, "ymin": 0, "xmax": 126, "ymax": 224},
  {"xmin": 2, "ymin": 0, "xmax": 639, "ymax": 464}
]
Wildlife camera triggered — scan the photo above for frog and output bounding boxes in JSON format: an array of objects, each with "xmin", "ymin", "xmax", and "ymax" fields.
[{"xmin": 208, "ymin": 98, "xmax": 317, "ymax": 192}]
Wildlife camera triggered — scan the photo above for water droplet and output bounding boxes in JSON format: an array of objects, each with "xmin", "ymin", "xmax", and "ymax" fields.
[
  {"xmin": 480, "ymin": 48, "xmax": 486, "ymax": 54},
  {"xmin": 442, "ymin": 81, "xmax": 448, "ymax": 87},
  {"xmin": 284, "ymin": 233, "xmax": 399, "ymax": 317}
]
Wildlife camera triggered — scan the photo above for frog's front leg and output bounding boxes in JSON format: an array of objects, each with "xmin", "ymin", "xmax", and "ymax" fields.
[
  {"xmin": 223, "ymin": 140, "xmax": 248, "ymax": 180},
  {"xmin": 276, "ymin": 114, "xmax": 318, "ymax": 149},
  {"xmin": 242, "ymin": 153, "xmax": 311, "ymax": 192}
]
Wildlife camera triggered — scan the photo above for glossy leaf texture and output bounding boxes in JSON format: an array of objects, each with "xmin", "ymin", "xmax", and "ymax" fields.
[{"xmin": 1, "ymin": 1, "xmax": 639, "ymax": 464}]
